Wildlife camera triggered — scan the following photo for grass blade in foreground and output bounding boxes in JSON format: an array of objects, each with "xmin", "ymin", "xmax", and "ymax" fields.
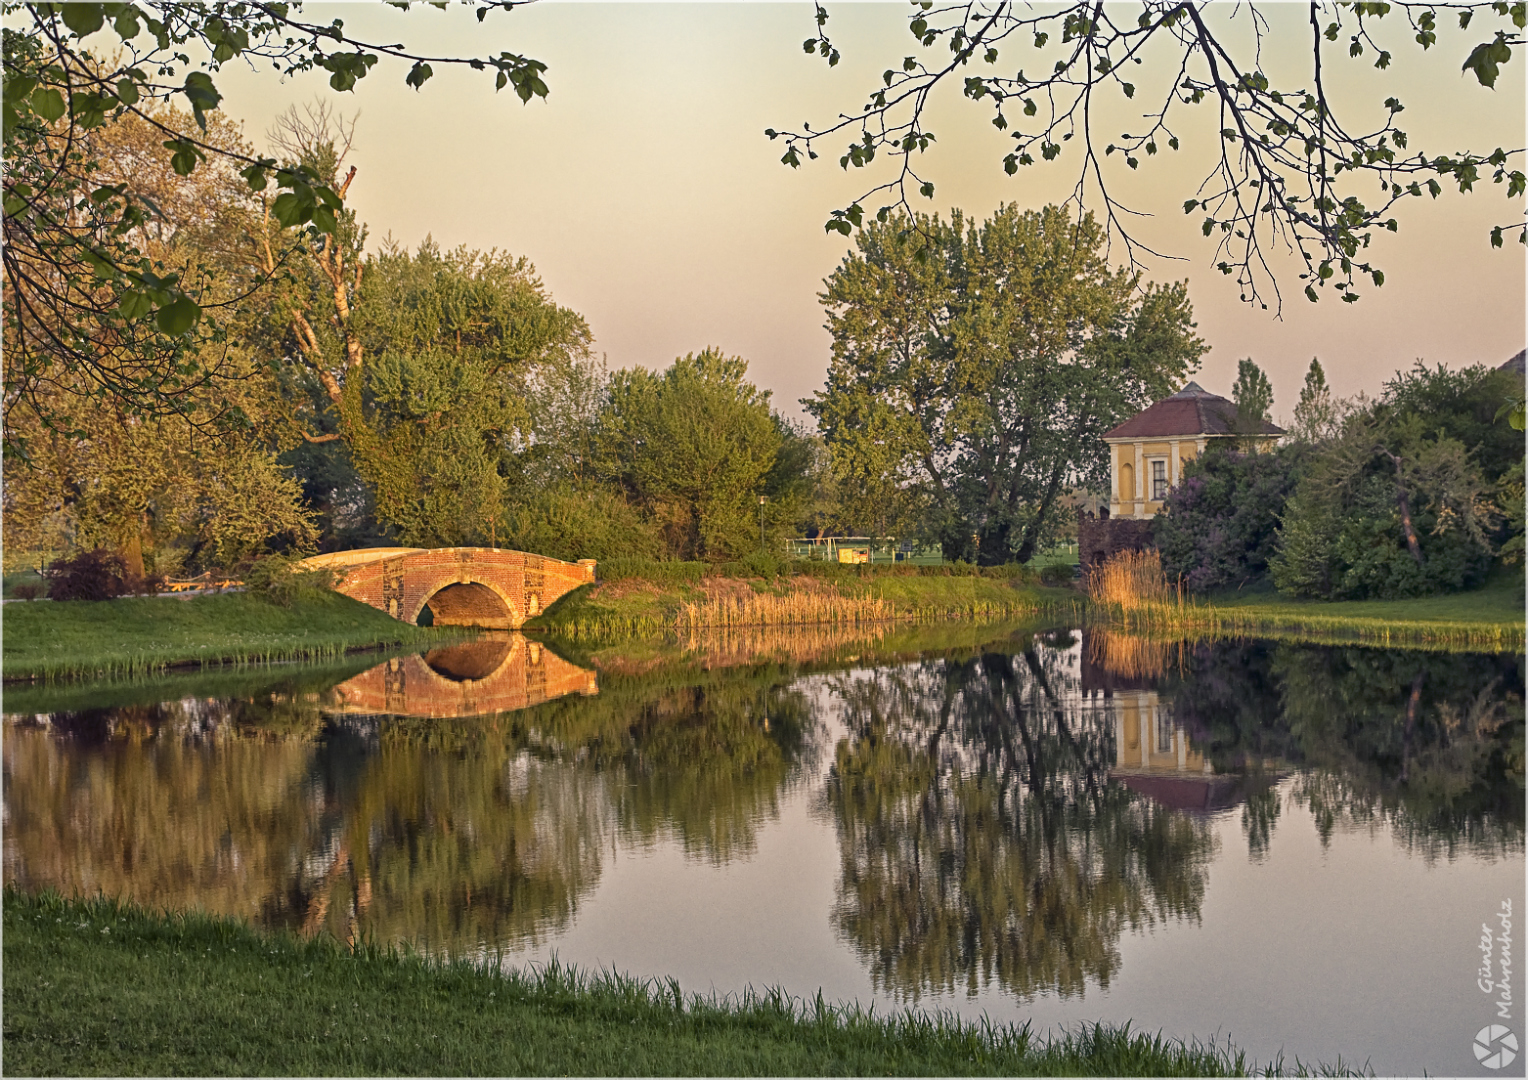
[{"xmin": 1, "ymin": 891, "xmax": 1367, "ymax": 1076}]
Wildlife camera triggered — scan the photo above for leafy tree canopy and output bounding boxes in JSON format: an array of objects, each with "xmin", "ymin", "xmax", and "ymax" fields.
[
  {"xmin": 1270, "ymin": 362, "xmax": 1517, "ymax": 599},
  {"xmin": 1231, "ymin": 357, "xmax": 1274, "ymax": 430},
  {"xmin": 333, "ymin": 240, "xmax": 593, "ymax": 548},
  {"xmin": 807, "ymin": 203, "xmax": 1206, "ymax": 564},
  {"xmin": 3, "ymin": 1, "xmax": 550, "ymax": 437},
  {"xmin": 1291, "ymin": 357, "xmax": 1344, "ymax": 443},
  {"xmin": 595, "ymin": 349, "xmax": 802, "ymax": 562}
]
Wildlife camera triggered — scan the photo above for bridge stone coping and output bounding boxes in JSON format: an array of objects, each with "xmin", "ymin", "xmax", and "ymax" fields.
[{"xmin": 298, "ymin": 547, "xmax": 596, "ymax": 629}]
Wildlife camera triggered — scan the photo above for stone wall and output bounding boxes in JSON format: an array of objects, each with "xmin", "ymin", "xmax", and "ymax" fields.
[{"xmin": 1077, "ymin": 511, "xmax": 1156, "ymax": 574}]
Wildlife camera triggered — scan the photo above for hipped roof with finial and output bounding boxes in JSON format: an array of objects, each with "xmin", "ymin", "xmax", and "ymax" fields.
[{"xmin": 1102, "ymin": 381, "xmax": 1285, "ymax": 441}]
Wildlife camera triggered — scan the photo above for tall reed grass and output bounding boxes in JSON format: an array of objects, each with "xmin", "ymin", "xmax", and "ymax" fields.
[
  {"xmin": 1085, "ymin": 627, "xmax": 1189, "ymax": 682},
  {"xmin": 1086, "ymin": 549, "xmax": 1183, "ymax": 609},
  {"xmin": 676, "ymin": 588, "xmax": 894, "ymax": 629},
  {"xmin": 675, "ymin": 621, "xmax": 894, "ymax": 664}
]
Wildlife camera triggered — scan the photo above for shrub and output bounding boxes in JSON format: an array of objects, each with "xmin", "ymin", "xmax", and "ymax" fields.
[
  {"xmin": 502, "ymin": 487, "xmax": 666, "ymax": 563},
  {"xmin": 45, "ymin": 548, "xmax": 163, "ymax": 601},
  {"xmin": 1039, "ymin": 563, "xmax": 1074, "ymax": 586},
  {"xmin": 1154, "ymin": 444, "xmax": 1305, "ymax": 593},
  {"xmin": 242, "ymin": 554, "xmax": 335, "ymax": 607},
  {"xmin": 717, "ymin": 552, "xmax": 788, "ymax": 579},
  {"xmin": 594, "ymin": 559, "xmax": 707, "ymax": 585},
  {"xmin": 11, "ymin": 584, "xmax": 42, "ymax": 601}
]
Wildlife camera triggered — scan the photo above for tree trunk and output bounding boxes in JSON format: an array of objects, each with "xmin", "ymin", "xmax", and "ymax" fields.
[
  {"xmin": 1013, "ymin": 460, "xmax": 1067, "ymax": 564},
  {"xmin": 120, "ymin": 526, "xmax": 145, "ymax": 580},
  {"xmin": 1381, "ymin": 448, "xmax": 1426, "ymax": 567},
  {"xmin": 1399, "ymin": 672, "xmax": 1424, "ymax": 783}
]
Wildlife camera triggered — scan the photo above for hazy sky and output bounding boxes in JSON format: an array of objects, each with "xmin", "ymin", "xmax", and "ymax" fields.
[{"xmin": 221, "ymin": 2, "xmax": 1526, "ymax": 423}]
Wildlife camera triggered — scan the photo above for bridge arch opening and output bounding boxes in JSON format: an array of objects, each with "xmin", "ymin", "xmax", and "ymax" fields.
[{"xmin": 419, "ymin": 582, "xmax": 516, "ymax": 629}]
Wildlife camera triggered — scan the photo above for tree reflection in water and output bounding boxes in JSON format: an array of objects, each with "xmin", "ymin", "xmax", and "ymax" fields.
[
  {"xmin": 2, "ymin": 642, "xmax": 814, "ymax": 952},
  {"xmin": 1165, "ymin": 640, "xmax": 1524, "ymax": 861},
  {"xmin": 823, "ymin": 632, "xmax": 1214, "ymax": 1003},
  {"xmin": 4, "ymin": 629, "xmax": 1520, "ymax": 987}
]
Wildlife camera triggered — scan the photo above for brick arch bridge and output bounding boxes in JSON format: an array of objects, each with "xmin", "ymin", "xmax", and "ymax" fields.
[{"xmin": 298, "ymin": 547, "xmax": 596, "ymax": 629}]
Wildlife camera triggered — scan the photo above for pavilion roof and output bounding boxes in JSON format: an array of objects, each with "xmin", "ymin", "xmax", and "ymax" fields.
[{"xmin": 1103, "ymin": 381, "xmax": 1285, "ymax": 440}]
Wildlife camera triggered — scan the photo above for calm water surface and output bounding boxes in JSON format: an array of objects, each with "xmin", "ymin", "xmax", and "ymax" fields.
[{"xmin": 4, "ymin": 628, "xmax": 1523, "ymax": 1075}]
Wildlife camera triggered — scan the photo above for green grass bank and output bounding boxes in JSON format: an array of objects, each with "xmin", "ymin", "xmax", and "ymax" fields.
[
  {"xmin": 1099, "ymin": 572, "xmax": 1525, "ymax": 652},
  {"xmin": 3, "ymin": 890, "xmax": 1355, "ymax": 1077},
  {"xmin": 1, "ymin": 592, "xmax": 456, "ymax": 683}
]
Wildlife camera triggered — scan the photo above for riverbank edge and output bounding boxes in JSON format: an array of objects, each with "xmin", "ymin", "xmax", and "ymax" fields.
[
  {"xmin": 0, "ymin": 592, "xmax": 466, "ymax": 683},
  {"xmin": 527, "ymin": 571, "xmax": 1522, "ymax": 650},
  {"xmin": 1099, "ymin": 608, "xmax": 1522, "ymax": 651},
  {"xmin": 4, "ymin": 570, "xmax": 1518, "ymax": 685},
  {"xmin": 1089, "ymin": 572, "xmax": 1524, "ymax": 652},
  {"xmin": 3, "ymin": 889, "xmax": 1337, "ymax": 1077}
]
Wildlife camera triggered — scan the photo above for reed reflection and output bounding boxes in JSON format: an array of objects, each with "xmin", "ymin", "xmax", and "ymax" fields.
[{"xmin": 823, "ymin": 631, "xmax": 1214, "ymax": 1003}]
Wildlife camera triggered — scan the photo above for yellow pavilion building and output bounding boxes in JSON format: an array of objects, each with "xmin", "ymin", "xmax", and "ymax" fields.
[{"xmin": 1102, "ymin": 381, "xmax": 1284, "ymax": 520}]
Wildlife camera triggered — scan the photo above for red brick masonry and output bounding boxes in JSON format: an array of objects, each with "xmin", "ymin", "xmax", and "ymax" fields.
[
  {"xmin": 1077, "ymin": 512, "xmax": 1155, "ymax": 575},
  {"xmin": 301, "ymin": 547, "xmax": 597, "ymax": 629}
]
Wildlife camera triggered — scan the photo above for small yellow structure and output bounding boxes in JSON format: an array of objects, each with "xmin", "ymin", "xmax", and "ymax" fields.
[{"xmin": 1102, "ymin": 381, "xmax": 1284, "ymax": 520}]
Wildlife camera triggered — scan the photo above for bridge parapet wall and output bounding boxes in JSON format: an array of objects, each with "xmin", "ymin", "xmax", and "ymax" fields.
[{"xmin": 310, "ymin": 547, "xmax": 596, "ymax": 628}]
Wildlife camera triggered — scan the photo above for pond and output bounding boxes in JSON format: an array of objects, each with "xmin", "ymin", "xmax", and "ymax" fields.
[{"xmin": 4, "ymin": 626, "xmax": 1523, "ymax": 1075}]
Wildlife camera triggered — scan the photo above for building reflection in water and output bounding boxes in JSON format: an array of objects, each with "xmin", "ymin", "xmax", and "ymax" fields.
[
  {"xmin": 1081, "ymin": 629, "xmax": 1246, "ymax": 813},
  {"xmin": 1106, "ymin": 689, "xmax": 1245, "ymax": 812}
]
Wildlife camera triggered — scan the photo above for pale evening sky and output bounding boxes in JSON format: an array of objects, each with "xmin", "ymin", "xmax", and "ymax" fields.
[{"xmin": 219, "ymin": 2, "xmax": 1527, "ymax": 424}]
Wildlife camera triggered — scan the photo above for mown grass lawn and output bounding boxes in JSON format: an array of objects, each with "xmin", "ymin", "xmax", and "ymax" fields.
[
  {"xmin": 1189, "ymin": 568, "xmax": 1525, "ymax": 650},
  {"xmin": 3, "ymin": 890, "xmax": 1332, "ymax": 1077},
  {"xmin": 1204, "ymin": 568, "xmax": 1523, "ymax": 623},
  {"xmin": 2, "ymin": 592, "xmax": 453, "ymax": 682}
]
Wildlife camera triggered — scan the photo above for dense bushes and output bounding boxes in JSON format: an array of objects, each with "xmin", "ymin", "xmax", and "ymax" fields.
[
  {"xmin": 241, "ymin": 554, "xmax": 336, "ymax": 607},
  {"xmin": 45, "ymin": 549, "xmax": 163, "ymax": 601},
  {"xmin": 1270, "ymin": 364, "xmax": 1516, "ymax": 600},
  {"xmin": 1153, "ymin": 361, "xmax": 1520, "ymax": 601},
  {"xmin": 1154, "ymin": 444, "xmax": 1306, "ymax": 591},
  {"xmin": 503, "ymin": 487, "xmax": 666, "ymax": 564}
]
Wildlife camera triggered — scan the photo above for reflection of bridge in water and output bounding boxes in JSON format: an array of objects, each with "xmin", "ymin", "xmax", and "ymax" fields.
[{"xmin": 324, "ymin": 634, "xmax": 597, "ymax": 720}]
